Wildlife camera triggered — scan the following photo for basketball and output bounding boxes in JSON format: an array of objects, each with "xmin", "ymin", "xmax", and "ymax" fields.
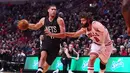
[{"xmin": 18, "ymin": 19, "xmax": 29, "ymax": 30}]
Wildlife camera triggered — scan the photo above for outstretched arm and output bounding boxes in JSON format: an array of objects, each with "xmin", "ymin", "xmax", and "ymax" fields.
[
  {"xmin": 28, "ymin": 18, "xmax": 45, "ymax": 30},
  {"xmin": 66, "ymin": 28, "xmax": 86, "ymax": 38}
]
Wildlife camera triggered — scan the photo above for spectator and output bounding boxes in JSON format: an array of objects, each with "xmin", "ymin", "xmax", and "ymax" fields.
[
  {"xmin": 111, "ymin": 47, "xmax": 117, "ymax": 56},
  {"xmin": 0, "ymin": 0, "xmax": 130, "ymax": 60},
  {"xmin": 119, "ymin": 45, "xmax": 127, "ymax": 56},
  {"xmin": 128, "ymin": 48, "xmax": 130, "ymax": 56},
  {"xmin": 115, "ymin": 38, "xmax": 123, "ymax": 54}
]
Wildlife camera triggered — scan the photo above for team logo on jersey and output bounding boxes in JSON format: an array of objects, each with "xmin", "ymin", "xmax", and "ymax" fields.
[
  {"xmin": 46, "ymin": 26, "xmax": 57, "ymax": 33},
  {"xmin": 88, "ymin": 32, "xmax": 99, "ymax": 37},
  {"xmin": 45, "ymin": 26, "xmax": 57, "ymax": 39}
]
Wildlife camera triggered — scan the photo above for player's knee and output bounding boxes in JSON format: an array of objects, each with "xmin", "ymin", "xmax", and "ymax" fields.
[
  {"xmin": 89, "ymin": 58, "xmax": 96, "ymax": 64},
  {"xmin": 41, "ymin": 51, "xmax": 47, "ymax": 56},
  {"xmin": 88, "ymin": 57, "xmax": 96, "ymax": 66},
  {"xmin": 40, "ymin": 51, "xmax": 47, "ymax": 60},
  {"xmin": 90, "ymin": 57, "xmax": 96, "ymax": 61},
  {"xmin": 100, "ymin": 62, "xmax": 106, "ymax": 70},
  {"xmin": 89, "ymin": 54, "xmax": 97, "ymax": 62}
]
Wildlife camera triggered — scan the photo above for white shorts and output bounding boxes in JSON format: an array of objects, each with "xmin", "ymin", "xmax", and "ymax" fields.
[{"xmin": 90, "ymin": 43, "xmax": 113, "ymax": 64}]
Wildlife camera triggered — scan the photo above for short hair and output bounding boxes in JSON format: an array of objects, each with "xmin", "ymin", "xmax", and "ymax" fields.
[{"xmin": 48, "ymin": 4, "xmax": 56, "ymax": 9}]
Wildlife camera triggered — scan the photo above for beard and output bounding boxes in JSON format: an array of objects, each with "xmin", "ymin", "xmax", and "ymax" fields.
[{"xmin": 82, "ymin": 22, "xmax": 89, "ymax": 28}]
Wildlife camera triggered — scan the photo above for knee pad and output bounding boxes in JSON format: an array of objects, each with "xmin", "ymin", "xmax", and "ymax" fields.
[{"xmin": 100, "ymin": 62, "xmax": 106, "ymax": 70}]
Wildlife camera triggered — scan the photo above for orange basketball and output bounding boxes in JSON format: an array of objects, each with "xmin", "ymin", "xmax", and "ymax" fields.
[{"xmin": 18, "ymin": 19, "xmax": 29, "ymax": 30}]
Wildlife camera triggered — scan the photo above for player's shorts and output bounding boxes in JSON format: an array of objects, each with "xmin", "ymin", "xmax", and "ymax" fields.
[
  {"xmin": 41, "ymin": 42, "xmax": 60, "ymax": 65},
  {"xmin": 90, "ymin": 42, "xmax": 113, "ymax": 64}
]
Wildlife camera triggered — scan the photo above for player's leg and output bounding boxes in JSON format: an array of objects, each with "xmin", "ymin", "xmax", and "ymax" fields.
[
  {"xmin": 99, "ymin": 61, "xmax": 106, "ymax": 73},
  {"xmin": 40, "ymin": 49, "xmax": 59, "ymax": 73},
  {"xmin": 42, "ymin": 61, "xmax": 50, "ymax": 73},
  {"xmin": 45, "ymin": 45, "xmax": 60, "ymax": 73},
  {"xmin": 99, "ymin": 44, "xmax": 113, "ymax": 73},
  {"xmin": 36, "ymin": 51, "xmax": 47, "ymax": 73},
  {"xmin": 88, "ymin": 53, "xmax": 98, "ymax": 73},
  {"xmin": 88, "ymin": 43, "xmax": 100, "ymax": 73}
]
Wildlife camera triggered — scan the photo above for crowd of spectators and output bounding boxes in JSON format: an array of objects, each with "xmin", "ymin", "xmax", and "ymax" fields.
[{"xmin": 0, "ymin": 0, "xmax": 130, "ymax": 66}]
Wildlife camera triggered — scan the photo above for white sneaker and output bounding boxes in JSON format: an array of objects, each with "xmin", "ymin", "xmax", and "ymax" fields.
[
  {"xmin": 0, "ymin": 68, "xmax": 4, "ymax": 72},
  {"xmin": 53, "ymin": 69, "xmax": 59, "ymax": 73},
  {"xmin": 68, "ymin": 70, "xmax": 74, "ymax": 73}
]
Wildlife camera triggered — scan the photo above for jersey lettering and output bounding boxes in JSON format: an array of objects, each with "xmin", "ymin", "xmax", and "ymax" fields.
[
  {"xmin": 94, "ymin": 37, "xmax": 100, "ymax": 42},
  {"xmin": 46, "ymin": 26, "xmax": 57, "ymax": 39},
  {"xmin": 87, "ymin": 32, "xmax": 100, "ymax": 42}
]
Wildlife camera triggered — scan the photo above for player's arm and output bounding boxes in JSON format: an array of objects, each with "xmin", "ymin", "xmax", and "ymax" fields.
[
  {"xmin": 45, "ymin": 17, "xmax": 65, "ymax": 38},
  {"xmin": 66, "ymin": 28, "xmax": 86, "ymax": 38},
  {"xmin": 28, "ymin": 18, "xmax": 45, "ymax": 30}
]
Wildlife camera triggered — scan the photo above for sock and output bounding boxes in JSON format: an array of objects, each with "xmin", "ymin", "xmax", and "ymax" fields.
[{"xmin": 88, "ymin": 66, "xmax": 94, "ymax": 73}]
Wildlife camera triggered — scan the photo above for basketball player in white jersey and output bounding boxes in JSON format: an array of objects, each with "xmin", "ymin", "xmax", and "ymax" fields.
[{"xmin": 65, "ymin": 12, "xmax": 113, "ymax": 73}]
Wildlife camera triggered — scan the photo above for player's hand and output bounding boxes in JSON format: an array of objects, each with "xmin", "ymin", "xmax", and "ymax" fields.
[
  {"xmin": 44, "ymin": 29, "xmax": 52, "ymax": 36},
  {"xmin": 18, "ymin": 19, "xmax": 29, "ymax": 30}
]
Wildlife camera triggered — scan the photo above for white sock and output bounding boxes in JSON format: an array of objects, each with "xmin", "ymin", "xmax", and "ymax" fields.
[
  {"xmin": 37, "ymin": 68, "xmax": 43, "ymax": 72},
  {"xmin": 88, "ymin": 66, "xmax": 94, "ymax": 73}
]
